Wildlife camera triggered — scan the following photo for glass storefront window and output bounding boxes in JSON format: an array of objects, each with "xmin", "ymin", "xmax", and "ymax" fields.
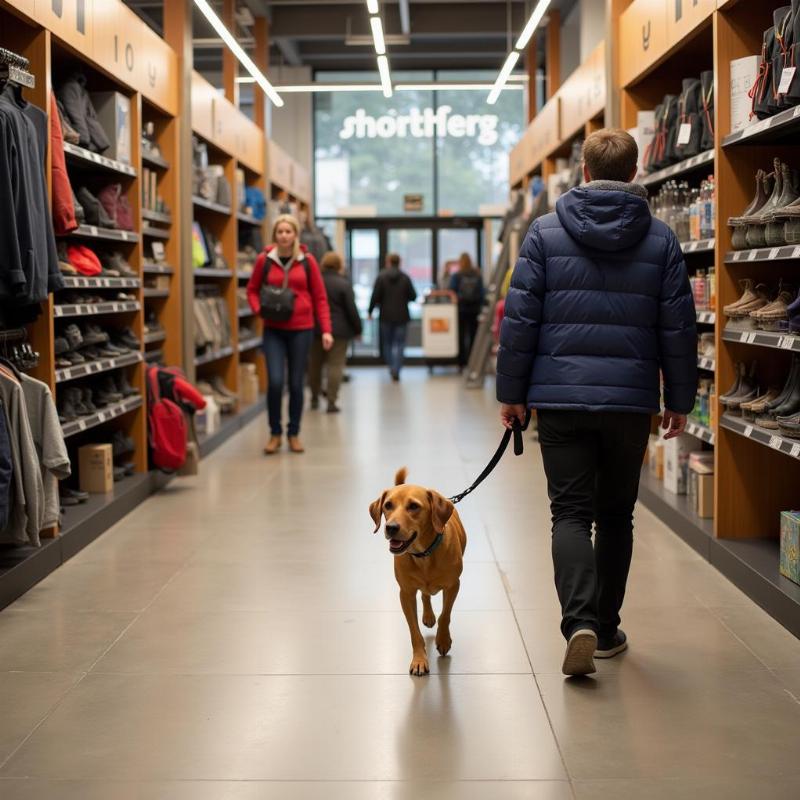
[{"xmin": 314, "ymin": 70, "xmax": 523, "ymax": 218}]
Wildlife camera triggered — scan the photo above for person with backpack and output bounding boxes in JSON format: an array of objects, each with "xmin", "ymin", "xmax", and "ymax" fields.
[
  {"xmin": 449, "ymin": 252, "xmax": 485, "ymax": 369},
  {"xmin": 368, "ymin": 253, "xmax": 417, "ymax": 381},
  {"xmin": 308, "ymin": 251, "xmax": 362, "ymax": 413},
  {"xmin": 247, "ymin": 214, "xmax": 332, "ymax": 455}
]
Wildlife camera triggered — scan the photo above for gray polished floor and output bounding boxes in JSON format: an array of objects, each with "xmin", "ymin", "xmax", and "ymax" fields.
[{"xmin": 1, "ymin": 369, "xmax": 799, "ymax": 799}]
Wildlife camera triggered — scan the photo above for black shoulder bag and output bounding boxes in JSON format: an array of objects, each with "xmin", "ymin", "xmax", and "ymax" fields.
[{"xmin": 260, "ymin": 260, "xmax": 296, "ymax": 322}]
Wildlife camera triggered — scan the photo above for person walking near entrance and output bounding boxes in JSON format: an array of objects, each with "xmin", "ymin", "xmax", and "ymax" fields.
[
  {"xmin": 368, "ymin": 253, "xmax": 417, "ymax": 381},
  {"xmin": 496, "ymin": 129, "xmax": 697, "ymax": 676},
  {"xmin": 449, "ymin": 252, "xmax": 485, "ymax": 369},
  {"xmin": 308, "ymin": 251, "xmax": 362, "ymax": 413},
  {"xmin": 247, "ymin": 214, "xmax": 332, "ymax": 455}
]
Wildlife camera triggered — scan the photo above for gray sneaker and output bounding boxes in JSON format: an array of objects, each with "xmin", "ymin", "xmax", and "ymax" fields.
[
  {"xmin": 595, "ymin": 630, "xmax": 628, "ymax": 659},
  {"xmin": 562, "ymin": 629, "xmax": 598, "ymax": 676}
]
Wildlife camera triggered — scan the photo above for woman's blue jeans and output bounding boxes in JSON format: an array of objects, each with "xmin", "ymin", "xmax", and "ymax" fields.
[{"xmin": 263, "ymin": 328, "xmax": 314, "ymax": 436}]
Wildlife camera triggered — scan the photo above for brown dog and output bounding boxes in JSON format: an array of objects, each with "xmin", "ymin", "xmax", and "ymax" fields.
[{"xmin": 369, "ymin": 467, "xmax": 467, "ymax": 676}]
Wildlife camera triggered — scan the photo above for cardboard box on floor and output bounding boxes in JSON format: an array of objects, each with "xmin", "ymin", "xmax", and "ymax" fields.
[{"xmin": 78, "ymin": 444, "xmax": 113, "ymax": 493}]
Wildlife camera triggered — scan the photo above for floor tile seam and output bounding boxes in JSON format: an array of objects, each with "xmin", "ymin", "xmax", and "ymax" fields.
[
  {"xmin": 0, "ymin": 777, "xmax": 575, "ymax": 785},
  {"xmin": 710, "ymin": 606, "xmax": 791, "ymax": 674},
  {"xmin": 482, "ymin": 517, "xmax": 576, "ymax": 798},
  {"xmin": 0, "ymin": 671, "xmax": 86, "ymax": 772},
  {"xmin": 84, "ymin": 670, "xmax": 538, "ymax": 677}
]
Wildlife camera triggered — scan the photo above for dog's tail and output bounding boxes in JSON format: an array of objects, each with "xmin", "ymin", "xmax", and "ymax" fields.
[{"xmin": 395, "ymin": 467, "xmax": 407, "ymax": 485}]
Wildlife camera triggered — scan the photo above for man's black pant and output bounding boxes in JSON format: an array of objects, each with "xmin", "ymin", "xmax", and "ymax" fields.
[{"xmin": 537, "ymin": 409, "xmax": 651, "ymax": 641}]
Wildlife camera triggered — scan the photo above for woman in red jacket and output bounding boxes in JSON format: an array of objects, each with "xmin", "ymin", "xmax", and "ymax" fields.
[{"xmin": 247, "ymin": 214, "xmax": 332, "ymax": 454}]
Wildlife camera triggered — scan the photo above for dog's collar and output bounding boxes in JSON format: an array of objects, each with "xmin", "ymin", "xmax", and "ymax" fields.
[{"xmin": 411, "ymin": 532, "xmax": 444, "ymax": 559}]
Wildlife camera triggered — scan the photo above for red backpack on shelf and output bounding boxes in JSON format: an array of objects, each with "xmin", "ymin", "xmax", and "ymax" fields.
[{"xmin": 146, "ymin": 366, "xmax": 187, "ymax": 472}]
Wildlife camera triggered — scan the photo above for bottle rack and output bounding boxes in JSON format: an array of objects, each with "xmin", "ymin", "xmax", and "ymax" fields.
[{"xmin": 611, "ymin": 0, "xmax": 800, "ymax": 635}]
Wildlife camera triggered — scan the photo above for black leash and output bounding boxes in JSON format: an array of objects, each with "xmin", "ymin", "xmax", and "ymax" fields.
[{"xmin": 449, "ymin": 409, "xmax": 532, "ymax": 505}]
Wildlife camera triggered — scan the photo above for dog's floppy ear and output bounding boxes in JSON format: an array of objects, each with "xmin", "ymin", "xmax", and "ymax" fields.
[
  {"xmin": 395, "ymin": 467, "xmax": 407, "ymax": 485},
  {"xmin": 369, "ymin": 491, "xmax": 387, "ymax": 533},
  {"xmin": 427, "ymin": 490, "xmax": 454, "ymax": 533}
]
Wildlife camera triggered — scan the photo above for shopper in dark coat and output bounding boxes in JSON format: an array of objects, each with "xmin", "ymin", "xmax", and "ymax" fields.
[
  {"xmin": 308, "ymin": 251, "xmax": 362, "ymax": 413},
  {"xmin": 449, "ymin": 252, "xmax": 485, "ymax": 368},
  {"xmin": 368, "ymin": 253, "xmax": 417, "ymax": 381},
  {"xmin": 497, "ymin": 129, "xmax": 697, "ymax": 676}
]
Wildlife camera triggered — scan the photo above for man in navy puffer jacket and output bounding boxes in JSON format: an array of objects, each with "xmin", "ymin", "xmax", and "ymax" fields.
[{"xmin": 497, "ymin": 130, "xmax": 697, "ymax": 676}]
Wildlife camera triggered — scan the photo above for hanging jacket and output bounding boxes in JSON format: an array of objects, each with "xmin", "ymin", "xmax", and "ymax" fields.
[
  {"xmin": 0, "ymin": 399, "xmax": 13, "ymax": 533},
  {"xmin": 246, "ymin": 245, "xmax": 332, "ymax": 334},
  {"xmin": 56, "ymin": 72, "xmax": 110, "ymax": 153},
  {"xmin": 0, "ymin": 85, "xmax": 62, "ymax": 305},
  {"xmin": 49, "ymin": 94, "xmax": 78, "ymax": 237},
  {"xmin": 497, "ymin": 181, "xmax": 698, "ymax": 415},
  {"xmin": 368, "ymin": 268, "xmax": 417, "ymax": 324}
]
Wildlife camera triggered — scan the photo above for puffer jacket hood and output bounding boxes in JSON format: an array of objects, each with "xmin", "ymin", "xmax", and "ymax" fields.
[{"xmin": 556, "ymin": 181, "xmax": 652, "ymax": 252}]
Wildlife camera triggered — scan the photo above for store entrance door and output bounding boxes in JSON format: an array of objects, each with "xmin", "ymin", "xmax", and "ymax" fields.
[{"xmin": 346, "ymin": 218, "xmax": 482, "ymax": 362}]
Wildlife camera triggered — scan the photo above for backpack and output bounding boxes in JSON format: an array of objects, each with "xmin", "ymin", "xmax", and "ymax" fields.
[
  {"xmin": 457, "ymin": 271, "xmax": 482, "ymax": 308},
  {"xmin": 147, "ymin": 366, "xmax": 187, "ymax": 472}
]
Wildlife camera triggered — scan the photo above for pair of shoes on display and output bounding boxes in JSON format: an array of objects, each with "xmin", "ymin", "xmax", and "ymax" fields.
[
  {"xmin": 723, "ymin": 279, "xmax": 799, "ymax": 331},
  {"xmin": 60, "ymin": 486, "xmax": 89, "ymax": 506},
  {"xmin": 722, "ymin": 356, "xmax": 800, "ymax": 429},
  {"xmin": 197, "ymin": 378, "xmax": 237, "ymax": 414},
  {"xmin": 729, "ymin": 159, "xmax": 800, "ymax": 249},
  {"xmin": 101, "ymin": 252, "xmax": 138, "ymax": 279},
  {"xmin": 58, "ymin": 374, "xmax": 139, "ymax": 420}
]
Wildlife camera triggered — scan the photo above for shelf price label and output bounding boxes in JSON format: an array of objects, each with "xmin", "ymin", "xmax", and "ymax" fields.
[
  {"xmin": 769, "ymin": 248, "xmax": 780, "ymax": 260},
  {"xmin": 748, "ymin": 250, "xmax": 758, "ymax": 261},
  {"xmin": 769, "ymin": 435, "xmax": 783, "ymax": 450},
  {"xmin": 791, "ymin": 444, "xmax": 800, "ymax": 458},
  {"xmin": 744, "ymin": 425, "xmax": 754, "ymax": 438}
]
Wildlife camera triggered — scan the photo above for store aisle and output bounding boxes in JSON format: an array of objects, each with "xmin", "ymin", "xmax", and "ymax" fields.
[{"xmin": 1, "ymin": 369, "xmax": 799, "ymax": 799}]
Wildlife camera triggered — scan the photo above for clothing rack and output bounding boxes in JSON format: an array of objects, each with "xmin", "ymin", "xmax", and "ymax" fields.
[{"xmin": 0, "ymin": 46, "xmax": 35, "ymax": 89}]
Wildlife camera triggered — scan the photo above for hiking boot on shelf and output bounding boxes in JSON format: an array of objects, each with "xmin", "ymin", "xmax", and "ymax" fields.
[
  {"xmin": 726, "ymin": 282, "xmax": 770, "ymax": 320},
  {"xmin": 101, "ymin": 252, "xmax": 138, "ymax": 279},
  {"xmin": 115, "ymin": 372, "xmax": 139, "ymax": 398},
  {"xmin": 112, "ymin": 431, "xmax": 136, "ymax": 457},
  {"xmin": 720, "ymin": 362, "xmax": 747, "ymax": 405},
  {"xmin": 757, "ymin": 356, "xmax": 800, "ymax": 429},
  {"xmin": 81, "ymin": 324, "xmax": 109, "ymax": 347},
  {"xmin": 57, "ymin": 393, "xmax": 79, "ymax": 423},
  {"xmin": 741, "ymin": 387, "xmax": 782, "ymax": 422},
  {"xmin": 729, "ymin": 169, "xmax": 773, "ymax": 250},
  {"xmin": 764, "ymin": 164, "xmax": 800, "ymax": 247},
  {"xmin": 60, "ymin": 487, "xmax": 88, "ymax": 506},
  {"xmin": 722, "ymin": 362, "xmax": 759, "ymax": 414},
  {"xmin": 751, "ymin": 284, "xmax": 795, "ymax": 331},
  {"xmin": 63, "ymin": 324, "xmax": 84, "ymax": 350},
  {"xmin": 98, "ymin": 375, "xmax": 124, "ymax": 404},
  {"xmin": 197, "ymin": 380, "xmax": 236, "ymax": 414},
  {"xmin": 745, "ymin": 160, "xmax": 785, "ymax": 249},
  {"xmin": 77, "ymin": 187, "xmax": 117, "ymax": 229},
  {"xmin": 81, "ymin": 388, "xmax": 98, "ymax": 414},
  {"xmin": 63, "ymin": 387, "xmax": 89, "ymax": 416}
]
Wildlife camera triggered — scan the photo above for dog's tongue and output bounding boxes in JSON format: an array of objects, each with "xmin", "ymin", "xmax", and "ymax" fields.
[{"xmin": 389, "ymin": 539, "xmax": 403, "ymax": 549}]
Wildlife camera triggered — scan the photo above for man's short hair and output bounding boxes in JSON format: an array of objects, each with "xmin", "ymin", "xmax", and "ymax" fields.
[
  {"xmin": 387, "ymin": 253, "xmax": 401, "ymax": 269},
  {"xmin": 582, "ymin": 129, "xmax": 639, "ymax": 182}
]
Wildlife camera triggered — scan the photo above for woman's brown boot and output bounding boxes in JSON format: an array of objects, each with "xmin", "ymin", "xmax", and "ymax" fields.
[
  {"xmin": 288, "ymin": 436, "xmax": 305, "ymax": 453},
  {"xmin": 264, "ymin": 435, "xmax": 282, "ymax": 455}
]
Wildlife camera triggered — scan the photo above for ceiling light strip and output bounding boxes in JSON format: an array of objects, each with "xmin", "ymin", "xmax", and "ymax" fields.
[
  {"xmin": 488, "ymin": 0, "xmax": 551, "ymax": 104},
  {"xmin": 370, "ymin": 16, "xmax": 386, "ymax": 55},
  {"xmin": 488, "ymin": 51, "xmax": 520, "ymax": 105},
  {"xmin": 377, "ymin": 55, "xmax": 392, "ymax": 97},
  {"xmin": 366, "ymin": 0, "xmax": 379, "ymax": 14},
  {"xmin": 194, "ymin": 0, "xmax": 283, "ymax": 107}
]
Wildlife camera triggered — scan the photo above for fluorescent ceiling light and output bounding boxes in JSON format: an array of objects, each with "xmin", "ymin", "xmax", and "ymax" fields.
[
  {"xmin": 487, "ymin": 51, "xmax": 520, "ymax": 105},
  {"xmin": 366, "ymin": 0, "xmax": 379, "ymax": 13},
  {"xmin": 397, "ymin": 83, "xmax": 524, "ymax": 91},
  {"xmin": 277, "ymin": 84, "xmax": 383, "ymax": 93},
  {"xmin": 516, "ymin": 0, "xmax": 552, "ymax": 51},
  {"xmin": 377, "ymin": 55, "xmax": 392, "ymax": 97},
  {"xmin": 193, "ymin": 0, "xmax": 283, "ymax": 107},
  {"xmin": 370, "ymin": 16, "xmax": 386, "ymax": 55}
]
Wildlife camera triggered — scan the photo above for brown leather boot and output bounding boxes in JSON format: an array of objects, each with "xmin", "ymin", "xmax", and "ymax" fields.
[
  {"xmin": 263, "ymin": 435, "xmax": 282, "ymax": 455},
  {"xmin": 288, "ymin": 436, "xmax": 305, "ymax": 453}
]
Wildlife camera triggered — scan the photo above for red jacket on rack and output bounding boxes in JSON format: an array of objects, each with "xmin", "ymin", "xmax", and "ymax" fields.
[
  {"xmin": 49, "ymin": 94, "xmax": 77, "ymax": 236},
  {"xmin": 247, "ymin": 244, "xmax": 332, "ymax": 334}
]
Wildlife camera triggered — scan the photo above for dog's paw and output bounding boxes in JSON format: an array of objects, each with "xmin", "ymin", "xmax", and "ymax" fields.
[
  {"xmin": 409, "ymin": 653, "xmax": 430, "ymax": 676},
  {"xmin": 436, "ymin": 631, "xmax": 452, "ymax": 656},
  {"xmin": 422, "ymin": 611, "xmax": 436, "ymax": 628}
]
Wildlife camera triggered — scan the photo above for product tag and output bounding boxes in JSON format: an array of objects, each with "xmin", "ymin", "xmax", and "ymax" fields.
[
  {"xmin": 779, "ymin": 67, "xmax": 796, "ymax": 94},
  {"xmin": 791, "ymin": 444, "xmax": 800, "ymax": 458},
  {"xmin": 794, "ymin": 246, "xmax": 800, "ymax": 258},
  {"xmin": 747, "ymin": 332, "xmax": 757, "ymax": 344},
  {"xmin": 769, "ymin": 247, "xmax": 780, "ymax": 260},
  {"xmin": 784, "ymin": 335, "xmax": 797, "ymax": 350},
  {"xmin": 677, "ymin": 123, "xmax": 692, "ymax": 146},
  {"xmin": 748, "ymin": 250, "xmax": 758, "ymax": 261},
  {"xmin": 744, "ymin": 425, "xmax": 754, "ymax": 438},
  {"xmin": 769, "ymin": 435, "xmax": 782, "ymax": 450}
]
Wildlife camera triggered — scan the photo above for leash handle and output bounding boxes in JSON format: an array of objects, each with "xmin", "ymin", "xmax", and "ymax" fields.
[{"xmin": 449, "ymin": 408, "xmax": 532, "ymax": 505}]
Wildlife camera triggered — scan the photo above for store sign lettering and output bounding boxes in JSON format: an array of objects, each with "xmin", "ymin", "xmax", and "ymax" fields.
[
  {"xmin": 51, "ymin": 0, "xmax": 86, "ymax": 33},
  {"xmin": 339, "ymin": 107, "xmax": 500, "ymax": 146}
]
